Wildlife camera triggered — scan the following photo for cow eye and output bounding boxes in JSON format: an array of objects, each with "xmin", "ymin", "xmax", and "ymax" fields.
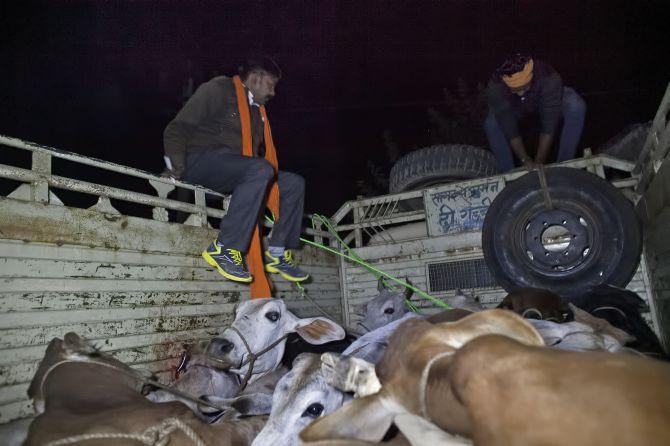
[
  {"xmin": 265, "ymin": 311, "xmax": 280, "ymax": 322},
  {"xmin": 384, "ymin": 307, "xmax": 395, "ymax": 314},
  {"xmin": 302, "ymin": 403, "xmax": 324, "ymax": 418}
]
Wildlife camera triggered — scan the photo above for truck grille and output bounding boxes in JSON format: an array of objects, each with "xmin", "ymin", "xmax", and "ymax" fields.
[{"xmin": 427, "ymin": 258, "xmax": 498, "ymax": 292}]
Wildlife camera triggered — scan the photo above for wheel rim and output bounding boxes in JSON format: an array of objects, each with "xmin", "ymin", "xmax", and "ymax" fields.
[{"xmin": 513, "ymin": 202, "xmax": 601, "ymax": 278}]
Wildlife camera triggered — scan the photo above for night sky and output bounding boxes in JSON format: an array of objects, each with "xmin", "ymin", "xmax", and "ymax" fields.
[{"xmin": 2, "ymin": 0, "xmax": 669, "ymax": 215}]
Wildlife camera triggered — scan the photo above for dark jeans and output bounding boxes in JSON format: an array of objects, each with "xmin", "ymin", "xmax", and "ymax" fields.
[
  {"xmin": 484, "ymin": 87, "xmax": 587, "ymax": 171},
  {"xmin": 184, "ymin": 149, "xmax": 305, "ymax": 252}
]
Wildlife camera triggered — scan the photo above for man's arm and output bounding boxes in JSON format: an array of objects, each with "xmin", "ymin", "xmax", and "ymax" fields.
[
  {"xmin": 536, "ymin": 68, "xmax": 563, "ymax": 164},
  {"xmin": 488, "ymin": 81, "xmax": 532, "ymax": 166},
  {"xmin": 163, "ymin": 80, "xmax": 223, "ymax": 178},
  {"xmin": 510, "ymin": 137, "xmax": 534, "ymax": 169},
  {"xmin": 535, "ymin": 133, "xmax": 553, "ymax": 164}
]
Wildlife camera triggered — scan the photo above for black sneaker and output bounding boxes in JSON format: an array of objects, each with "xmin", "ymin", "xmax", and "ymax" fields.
[
  {"xmin": 264, "ymin": 250, "xmax": 309, "ymax": 282},
  {"xmin": 202, "ymin": 241, "xmax": 252, "ymax": 283}
]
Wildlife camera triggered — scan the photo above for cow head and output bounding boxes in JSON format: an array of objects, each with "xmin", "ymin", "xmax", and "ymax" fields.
[
  {"xmin": 251, "ymin": 353, "xmax": 349, "ymax": 446},
  {"xmin": 448, "ymin": 289, "xmax": 484, "ymax": 313},
  {"xmin": 146, "ymin": 340, "xmax": 240, "ymax": 419},
  {"xmin": 357, "ymin": 277, "xmax": 414, "ymax": 334},
  {"xmin": 343, "ymin": 312, "xmax": 420, "ymax": 364},
  {"xmin": 528, "ymin": 319, "xmax": 624, "ymax": 352},
  {"xmin": 301, "ymin": 310, "xmax": 545, "ymax": 443},
  {"xmin": 207, "ymin": 298, "xmax": 345, "ymax": 382}
]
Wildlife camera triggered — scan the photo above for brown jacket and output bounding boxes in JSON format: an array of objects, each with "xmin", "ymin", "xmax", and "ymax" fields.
[{"xmin": 163, "ymin": 76, "xmax": 265, "ymax": 176}]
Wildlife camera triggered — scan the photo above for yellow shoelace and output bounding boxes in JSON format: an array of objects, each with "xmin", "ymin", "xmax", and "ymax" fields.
[
  {"xmin": 283, "ymin": 250, "xmax": 296, "ymax": 266},
  {"xmin": 227, "ymin": 249, "xmax": 243, "ymax": 266}
]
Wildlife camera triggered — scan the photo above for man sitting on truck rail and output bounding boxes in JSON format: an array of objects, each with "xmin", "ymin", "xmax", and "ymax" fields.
[
  {"xmin": 484, "ymin": 53, "xmax": 586, "ymax": 171},
  {"xmin": 162, "ymin": 55, "xmax": 309, "ymax": 292}
]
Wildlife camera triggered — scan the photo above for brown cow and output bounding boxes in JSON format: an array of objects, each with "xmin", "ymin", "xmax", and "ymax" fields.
[
  {"xmin": 25, "ymin": 333, "xmax": 266, "ymax": 446},
  {"xmin": 497, "ymin": 287, "xmax": 568, "ymax": 322},
  {"xmin": 300, "ymin": 310, "xmax": 543, "ymax": 444},
  {"xmin": 301, "ymin": 310, "xmax": 670, "ymax": 445}
]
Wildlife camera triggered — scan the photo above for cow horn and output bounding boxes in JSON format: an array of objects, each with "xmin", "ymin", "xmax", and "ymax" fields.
[{"xmin": 403, "ymin": 277, "xmax": 414, "ymax": 300}]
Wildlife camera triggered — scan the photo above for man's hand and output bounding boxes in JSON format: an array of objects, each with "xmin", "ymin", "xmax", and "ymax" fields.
[
  {"xmin": 522, "ymin": 157, "xmax": 536, "ymax": 171},
  {"xmin": 510, "ymin": 137, "xmax": 535, "ymax": 171},
  {"xmin": 162, "ymin": 155, "xmax": 183, "ymax": 181},
  {"xmin": 160, "ymin": 168, "xmax": 181, "ymax": 182}
]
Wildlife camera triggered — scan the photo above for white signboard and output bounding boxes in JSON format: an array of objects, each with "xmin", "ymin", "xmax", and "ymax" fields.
[{"xmin": 424, "ymin": 177, "xmax": 504, "ymax": 237}]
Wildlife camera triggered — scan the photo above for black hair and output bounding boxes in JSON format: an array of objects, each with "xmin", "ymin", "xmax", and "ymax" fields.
[
  {"xmin": 495, "ymin": 53, "xmax": 532, "ymax": 77},
  {"xmin": 238, "ymin": 54, "xmax": 282, "ymax": 80}
]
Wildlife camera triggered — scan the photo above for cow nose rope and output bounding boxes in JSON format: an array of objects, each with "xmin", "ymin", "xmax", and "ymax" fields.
[
  {"xmin": 45, "ymin": 416, "xmax": 207, "ymax": 446},
  {"xmin": 205, "ymin": 326, "xmax": 288, "ymax": 392}
]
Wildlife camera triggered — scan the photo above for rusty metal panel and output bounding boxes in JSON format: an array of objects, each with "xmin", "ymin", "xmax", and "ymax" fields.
[{"xmin": 0, "ymin": 201, "xmax": 341, "ymax": 424}]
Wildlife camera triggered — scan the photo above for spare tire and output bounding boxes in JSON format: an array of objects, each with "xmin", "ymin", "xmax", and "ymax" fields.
[
  {"xmin": 389, "ymin": 144, "xmax": 498, "ymax": 194},
  {"xmin": 482, "ymin": 167, "xmax": 642, "ymax": 299}
]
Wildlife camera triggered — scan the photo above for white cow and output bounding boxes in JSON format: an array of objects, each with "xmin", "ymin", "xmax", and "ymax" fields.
[{"xmin": 206, "ymin": 298, "xmax": 345, "ymax": 385}]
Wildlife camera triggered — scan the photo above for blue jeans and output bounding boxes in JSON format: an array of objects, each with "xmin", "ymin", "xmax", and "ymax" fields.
[
  {"xmin": 484, "ymin": 87, "xmax": 586, "ymax": 171},
  {"xmin": 184, "ymin": 150, "xmax": 305, "ymax": 252}
]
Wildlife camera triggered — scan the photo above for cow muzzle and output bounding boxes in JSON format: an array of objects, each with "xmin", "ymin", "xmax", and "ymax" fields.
[{"xmin": 204, "ymin": 337, "xmax": 239, "ymax": 369}]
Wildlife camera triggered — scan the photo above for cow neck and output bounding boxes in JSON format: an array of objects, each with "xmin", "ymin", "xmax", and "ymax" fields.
[
  {"xmin": 39, "ymin": 357, "xmax": 230, "ymax": 413},
  {"xmin": 418, "ymin": 351, "xmax": 454, "ymax": 421}
]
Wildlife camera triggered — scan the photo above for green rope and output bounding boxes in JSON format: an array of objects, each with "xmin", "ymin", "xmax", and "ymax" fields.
[
  {"xmin": 295, "ymin": 280, "xmax": 306, "ymax": 297},
  {"xmin": 309, "ymin": 214, "xmax": 413, "ymax": 294},
  {"xmin": 264, "ymin": 214, "xmax": 450, "ymax": 311}
]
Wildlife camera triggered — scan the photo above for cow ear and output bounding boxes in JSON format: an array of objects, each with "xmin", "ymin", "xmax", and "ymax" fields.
[
  {"xmin": 403, "ymin": 277, "xmax": 414, "ymax": 300},
  {"xmin": 569, "ymin": 303, "xmax": 635, "ymax": 344},
  {"xmin": 300, "ymin": 393, "xmax": 397, "ymax": 443},
  {"xmin": 292, "ymin": 317, "xmax": 345, "ymax": 345},
  {"xmin": 377, "ymin": 276, "xmax": 386, "ymax": 292},
  {"xmin": 230, "ymin": 392, "xmax": 273, "ymax": 416},
  {"xmin": 197, "ymin": 393, "xmax": 273, "ymax": 419},
  {"xmin": 435, "ymin": 309, "xmax": 546, "ymax": 349}
]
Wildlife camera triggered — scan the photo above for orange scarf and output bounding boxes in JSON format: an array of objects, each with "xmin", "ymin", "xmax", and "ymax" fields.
[
  {"xmin": 233, "ymin": 75, "xmax": 280, "ymax": 298},
  {"xmin": 502, "ymin": 59, "xmax": 534, "ymax": 89}
]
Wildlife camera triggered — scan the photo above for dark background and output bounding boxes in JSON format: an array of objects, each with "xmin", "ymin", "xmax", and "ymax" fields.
[{"xmin": 1, "ymin": 0, "xmax": 669, "ymax": 215}]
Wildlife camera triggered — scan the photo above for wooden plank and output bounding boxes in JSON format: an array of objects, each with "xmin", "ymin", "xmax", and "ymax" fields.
[
  {"xmin": 345, "ymin": 266, "xmax": 427, "ymax": 282},
  {"xmin": 0, "ymin": 258, "xmax": 339, "ymax": 285},
  {"xmin": 0, "ymin": 362, "xmax": 39, "ymax": 388},
  {"xmin": 0, "ymin": 239, "xmax": 199, "ymax": 267},
  {"xmin": 273, "ymin": 277, "xmax": 341, "ymax": 289},
  {"xmin": 0, "ymin": 326, "xmax": 216, "ymax": 368},
  {"xmin": 0, "ymin": 278, "xmax": 340, "ymax": 293},
  {"xmin": 0, "ymin": 238, "xmax": 339, "ymax": 268},
  {"xmin": 0, "ymin": 399, "xmax": 33, "ymax": 424},
  {"xmin": 0, "ymin": 279, "xmax": 340, "ymax": 314},
  {"xmin": 0, "ymin": 313, "xmax": 233, "ymax": 349},
  {"xmin": 0, "ymin": 383, "xmax": 28, "ymax": 406},
  {"xmin": 110, "ymin": 342, "xmax": 189, "ymax": 365},
  {"xmin": 0, "ymin": 303, "xmax": 236, "ymax": 329},
  {"xmin": 352, "ymin": 232, "xmax": 483, "ymax": 261},
  {"xmin": 0, "ymin": 197, "xmax": 214, "ymax": 255},
  {"xmin": 0, "ymin": 290, "xmax": 241, "ymax": 313}
]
